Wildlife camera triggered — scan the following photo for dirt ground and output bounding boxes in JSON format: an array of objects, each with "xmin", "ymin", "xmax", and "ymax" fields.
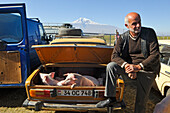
[{"xmin": 0, "ymin": 75, "xmax": 163, "ymax": 113}]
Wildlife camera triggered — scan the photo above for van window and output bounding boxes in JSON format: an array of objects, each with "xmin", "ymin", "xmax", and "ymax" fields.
[
  {"xmin": 38, "ymin": 24, "xmax": 45, "ymax": 40},
  {"xmin": 0, "ymin": 13, "xmax": 23, "ymax": 43}
]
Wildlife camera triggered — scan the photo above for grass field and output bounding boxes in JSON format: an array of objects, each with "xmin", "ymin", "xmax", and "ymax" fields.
[{"xmin": 157, "ymin": 36, "xmax": 170, "ymax": 40}]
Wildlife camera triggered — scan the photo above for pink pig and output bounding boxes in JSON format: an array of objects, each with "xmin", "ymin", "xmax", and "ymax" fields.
[
  {"xmin": 57, "ymin": 73, "xmax": 99, "ymax": 86},
  {"xmin": 39, "ymin": 72, "xmax": 99, "ymax": 87}
]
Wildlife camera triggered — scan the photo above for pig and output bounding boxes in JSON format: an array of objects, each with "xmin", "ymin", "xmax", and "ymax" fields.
[
  {"xmin": 57, "ymin": 73, "xmax": 99, "ymax": 87},
  {"xmin": 39, "ymin": 72, "xmax": 99, "ymax": 87},
  {"xmin": 153, "ymin": 95, "xmax": 170, "ymax": 113},
  {"xmin": 39, "ymin": 72, "xmax": 62, "ymax": 86}
]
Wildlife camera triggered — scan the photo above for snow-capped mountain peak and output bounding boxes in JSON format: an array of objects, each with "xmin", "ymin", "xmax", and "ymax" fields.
[
  {"xmin": 71, "ymin": 17, "xmax": 125, "ymax": 34},
  {"xmin": 72, "ymin": 17, "xmax": 99, "ymax": 25}
]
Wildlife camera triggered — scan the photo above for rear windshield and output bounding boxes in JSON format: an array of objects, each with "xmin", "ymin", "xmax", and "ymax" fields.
[{"xmin": 0, "ymin": 13, "xmax": 23, "ymax": 43}]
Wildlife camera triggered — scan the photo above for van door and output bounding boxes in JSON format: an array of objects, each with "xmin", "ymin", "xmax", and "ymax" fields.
[{"xmin": 0, "ymin": 4, "xmax": 29, "ymax": 86}]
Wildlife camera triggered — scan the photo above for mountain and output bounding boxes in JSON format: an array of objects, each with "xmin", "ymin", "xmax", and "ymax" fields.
[
  {"xmin": 71, "ymin": 17, "xmax": 125, "ymax": 34},
  {"xmin": 72, "ymin": 17, "xmax": 99, "ymax": 25}
]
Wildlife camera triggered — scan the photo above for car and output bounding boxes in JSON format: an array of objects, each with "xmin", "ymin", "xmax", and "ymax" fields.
[{"xmin": 154, "ymin": 40, "xmax": 170, "ymax": 96}]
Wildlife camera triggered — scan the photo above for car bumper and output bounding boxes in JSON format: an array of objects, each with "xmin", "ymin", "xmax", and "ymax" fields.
[{"xmin": 23, "ymin": 98, "xmax": 126, "ymax": 112}]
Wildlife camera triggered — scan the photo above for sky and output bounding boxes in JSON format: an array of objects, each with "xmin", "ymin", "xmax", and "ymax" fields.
[{"xmin": 1, "ymin": 0, "xmax": 170, "ymax": 35}]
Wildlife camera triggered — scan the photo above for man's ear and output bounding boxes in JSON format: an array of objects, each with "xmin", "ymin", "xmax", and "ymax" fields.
[{"xmin": 125, "ymin": 24, "xmax": 129, "ymax": 29}]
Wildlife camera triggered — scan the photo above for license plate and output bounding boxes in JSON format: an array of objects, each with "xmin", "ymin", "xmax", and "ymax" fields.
[{"xmin": 57, "ymin": 89, "xmax": 93, "ymax": 96}]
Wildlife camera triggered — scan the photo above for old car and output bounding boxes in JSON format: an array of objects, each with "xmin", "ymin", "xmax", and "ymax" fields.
[
  {"xmin": 154, "ymin": 40, "xmax": 170, "ymax": 96},
  {"xmin": 23, "ymin": 28, "xmax": 125, "ymax": 113}
]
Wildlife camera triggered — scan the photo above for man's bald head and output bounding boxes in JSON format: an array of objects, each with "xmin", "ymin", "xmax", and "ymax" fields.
[
  {"xmin": 124, "ymin": 12, "xmax": 141, "ymax": 36},
  {"xmin": 125, "ymin": 12, "xmax": 141, "ymax": 25}
]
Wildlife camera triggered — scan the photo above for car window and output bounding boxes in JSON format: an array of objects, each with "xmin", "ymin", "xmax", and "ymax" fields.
[
  {"xmin": 160, "ymin": 55, "xmax": 170, "ymax": 65},
  {"xmin": 0, "ymin": 13, "xmax": 23, "ymax": 43},
  {"xmin": 160, "ymin": 44, "xmax": 170, "ymax": 66}
]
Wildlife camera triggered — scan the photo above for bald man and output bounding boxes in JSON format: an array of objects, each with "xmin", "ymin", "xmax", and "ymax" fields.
[{"xmin": 96, "ymin": 12, "xmax": 160, "ymax": 113}]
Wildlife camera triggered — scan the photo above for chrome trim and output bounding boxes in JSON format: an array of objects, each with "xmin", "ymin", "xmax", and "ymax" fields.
[{"xmin": 32, "ymin": 45, "xmax": 113, "ymax": 48}]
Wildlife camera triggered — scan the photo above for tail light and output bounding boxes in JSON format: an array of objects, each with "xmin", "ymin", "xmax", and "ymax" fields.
[
  {"xmin": 94, "ymin": 89, "xmax": 121, "ymax": 101},
  {"xmin": 29, "ymin": 89, "xmax": 53, "ymax": 98}
]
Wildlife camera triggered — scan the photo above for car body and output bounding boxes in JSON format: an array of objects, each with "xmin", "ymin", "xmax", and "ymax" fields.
[{"xmin": 154, "ymin": 40, "xmax": 170, "ymax": 96}]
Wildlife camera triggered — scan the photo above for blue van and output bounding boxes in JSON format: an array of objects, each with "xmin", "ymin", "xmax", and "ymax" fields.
[{"xmin": 0, "ymin": 3, "xmax": 48, "ymax": 88}]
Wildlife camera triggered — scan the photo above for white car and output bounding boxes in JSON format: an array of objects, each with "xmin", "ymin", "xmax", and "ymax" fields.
[{"xmin": 154, "ymin": 40, "xmax": 170, "ymax": 96}]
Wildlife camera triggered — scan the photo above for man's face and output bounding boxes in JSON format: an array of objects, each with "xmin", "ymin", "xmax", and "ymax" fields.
[{"xmin": 126, "ymin": 16, "xmax": 141, "ymax": 34}]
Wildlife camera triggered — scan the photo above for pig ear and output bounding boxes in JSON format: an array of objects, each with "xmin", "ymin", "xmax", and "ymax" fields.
[
  {"xmin": 39, "ymin": 73, "xmax": 45, "ymax": 81},
  {"xmin": 39, "ymin": 73, "xmax": 43, "ymax": 78},
  {"xmin": 50, "ymin": 72, "xmax": 55, "ymax": 78}
]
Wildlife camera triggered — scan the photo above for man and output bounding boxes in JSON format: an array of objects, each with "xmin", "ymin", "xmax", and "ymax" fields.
[
  {"xmin": 114, "ymin": 29, "xmax": 120, "ymax": 46},
  {"xmin": 96, "ymin": 12, "xmax": 160, "ymax": 113}
]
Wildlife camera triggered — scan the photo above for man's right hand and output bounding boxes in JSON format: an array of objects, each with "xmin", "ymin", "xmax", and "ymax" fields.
[
  {"xmin": 125, "ymin": 63, "xmax": 142, "ymax": 73},
  {"xmin": 125, "ymin": 63, "xmax": 134, "ymax": 73}
]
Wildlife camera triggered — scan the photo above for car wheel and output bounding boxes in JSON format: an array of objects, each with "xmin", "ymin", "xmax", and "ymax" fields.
[{"xmin": 166, "ymin": 88, "xmax": 170, "ymax": 96}]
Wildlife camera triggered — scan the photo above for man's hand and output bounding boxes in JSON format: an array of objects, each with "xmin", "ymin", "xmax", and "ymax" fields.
[
  {"xmin": 128, "ymin": 73, "xmax": 137, "ymax": 79},
  {"xmin": 125, "ymin": 63, "xmax": 142, "ymax": 73}
]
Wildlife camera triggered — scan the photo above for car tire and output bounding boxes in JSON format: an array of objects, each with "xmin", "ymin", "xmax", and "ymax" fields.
[{"xmin": 166, "ymin": 88, "xmax": 170, "ymax": 96}]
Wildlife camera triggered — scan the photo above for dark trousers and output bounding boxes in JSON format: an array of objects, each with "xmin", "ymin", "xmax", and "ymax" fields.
[{"xmin": 105, "ymin": 62, "xmax": 156, "ymax": 113}]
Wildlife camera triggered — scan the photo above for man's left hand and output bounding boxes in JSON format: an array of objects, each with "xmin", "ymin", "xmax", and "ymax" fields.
[{"xmin": 128, "ymin": 73, "xmax": 137, "ymax": 79}]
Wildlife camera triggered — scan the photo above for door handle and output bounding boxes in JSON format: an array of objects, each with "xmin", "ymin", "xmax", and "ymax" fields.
[{"xmin": 7, "ymin": 51, "xmax": 19, "ymax": 53}]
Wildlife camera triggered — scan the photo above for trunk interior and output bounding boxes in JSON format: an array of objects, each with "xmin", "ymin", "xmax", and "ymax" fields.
[{"xmin": 32, "ymin": 63, "xmax": 106, "ymax": 86}]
